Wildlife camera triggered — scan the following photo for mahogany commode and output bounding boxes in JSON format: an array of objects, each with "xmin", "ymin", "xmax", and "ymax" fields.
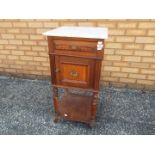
[{"xmin": 43, "ymin": 26, "xmax": 108, "ymax": 127}]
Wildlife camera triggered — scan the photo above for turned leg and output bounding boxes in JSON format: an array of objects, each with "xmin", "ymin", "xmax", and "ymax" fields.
[
  {"xmin": 53, "ymin": 87, "xmax": 60, "ymax": 123},
  {"xmin": 89, "ymin": 92, "xmax": 99, "ymax": 128}
]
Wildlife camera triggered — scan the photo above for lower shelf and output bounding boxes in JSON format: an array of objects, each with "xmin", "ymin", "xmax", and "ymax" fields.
[{"xmin": 58, "ymin": 93, "xmax": 93, "ymax": 123}]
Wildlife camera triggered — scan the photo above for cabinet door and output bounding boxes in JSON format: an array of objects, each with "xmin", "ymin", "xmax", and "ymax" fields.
[{"xmin": 55, "ymin": 56, "xmax": 95, "ymax": 89}]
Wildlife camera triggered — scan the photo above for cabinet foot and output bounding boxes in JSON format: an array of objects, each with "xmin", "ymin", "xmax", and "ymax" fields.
[
  {"xmin": 54, "ymin": 115, "xmax": 61, "ymax": 123},
  {"xmin": 89, "ymin": 120, "xmax": 96, "ymax": 128}
]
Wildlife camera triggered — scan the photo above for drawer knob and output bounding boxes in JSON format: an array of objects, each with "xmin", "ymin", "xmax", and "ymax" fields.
[
  {"xmin": 70, "ymin": 70, "xmax": 79, "ymax": 77},
  {"xmin": 69, "ymin": 45, "xmax": 78, "ymax": 50}
]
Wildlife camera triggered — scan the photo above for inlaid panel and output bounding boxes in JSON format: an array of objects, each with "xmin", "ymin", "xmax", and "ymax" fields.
[{"xmin": 55, "ymin": 56, "xmax": 95, "ymax": 88}]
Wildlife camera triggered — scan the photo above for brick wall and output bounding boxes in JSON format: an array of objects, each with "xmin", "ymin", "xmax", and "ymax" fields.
[{"xmin": 0, "ymin": 19, "xmax": 155, "ymax": 90}]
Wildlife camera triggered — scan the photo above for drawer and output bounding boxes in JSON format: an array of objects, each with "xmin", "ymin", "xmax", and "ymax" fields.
[
  {"xmin": 55, "ymin": 56, "xmax": 95, "ymax": 89},
  {"xmin": 54, "ymin": 40, "xmax": 101, "ymax": 52}
]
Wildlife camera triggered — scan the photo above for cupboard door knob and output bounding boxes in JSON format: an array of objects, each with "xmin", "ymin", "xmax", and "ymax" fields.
[
  {"xmin": 64, "ymin": 114, "xmax": 68, "ymax": 117},
  {"xmin": 55, "ymin": 68, "xmax": 60, "ymax": 73}
]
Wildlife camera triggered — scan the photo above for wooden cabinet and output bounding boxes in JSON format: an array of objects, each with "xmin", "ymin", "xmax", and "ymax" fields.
[{"xmin": 43, "ymin": 27, "xmax": 108, "ymax": 127}]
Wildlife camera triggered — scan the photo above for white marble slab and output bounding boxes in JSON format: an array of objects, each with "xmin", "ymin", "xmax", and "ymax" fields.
[{"xmin": 43, "ymin": 26, "xmax": 108, "ymax": 39}]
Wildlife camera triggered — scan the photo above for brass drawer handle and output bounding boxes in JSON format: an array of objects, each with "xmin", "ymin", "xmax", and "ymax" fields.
[
  {"xmin": 70, "ymin": 70, "xmax": 79, "ymax": 77},
  {"xmin": 69, "ymin": 45, "xmax": 79, "ymax": 50}
]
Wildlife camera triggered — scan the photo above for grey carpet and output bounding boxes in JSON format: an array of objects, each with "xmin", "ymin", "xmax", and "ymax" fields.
[{"xmin": 0, "ymin": 76, "xmax": 155, "ymax": 135}]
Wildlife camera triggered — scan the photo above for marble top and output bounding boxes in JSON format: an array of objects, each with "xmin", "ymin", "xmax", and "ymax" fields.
[{"xmin": 43, "ymin": 26, "xmax": 108, "ymax": 39}]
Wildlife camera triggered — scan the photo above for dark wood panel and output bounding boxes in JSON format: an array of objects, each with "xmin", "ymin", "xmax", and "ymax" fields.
[{"xmin": 58, "ymin": 93, "xmax": 93, "ymax": 123}]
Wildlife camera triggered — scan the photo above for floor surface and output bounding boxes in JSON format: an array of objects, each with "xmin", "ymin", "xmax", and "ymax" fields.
[{"xmin": 0, "ymin": 76, "xmax": 155, "ymax": 135}]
